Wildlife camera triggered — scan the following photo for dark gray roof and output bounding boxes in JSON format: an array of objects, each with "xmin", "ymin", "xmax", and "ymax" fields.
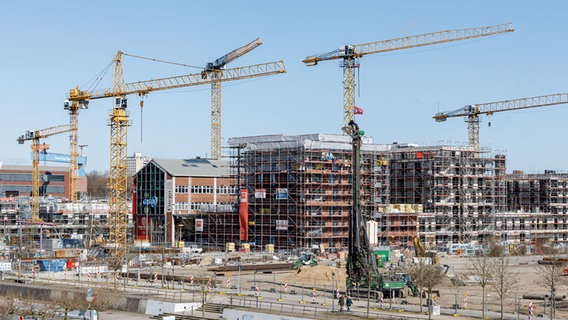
[{"xmin": 150, "ymin": 158, "xmax": 231, "ymax": 177}]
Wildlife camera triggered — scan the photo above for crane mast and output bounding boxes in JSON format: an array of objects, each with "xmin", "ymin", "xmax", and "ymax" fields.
[
  {"xmin": 17, "ymin": 125, "xmax": 73, "ymax": 221},
  {"xmin": 64, "ymin": 100, "xmax": 88, "ymax": 202},
  {"xmin": 433, "ymin": 93, "xmax": 568, "ymax": 150},
  {"xmin": 67, "ymin": 52, "xmax": 286, "ymax": 266},
  {"xmin": 302, "ymin": 23, "xmax": 514, "ymax": 128},
  {"xmin": 203, "ymin": 38, "xmax": 263, "ymax": 159},
  {"xmin": 108, "ymin": 51, "xmax": 130, "ymax": 262}
]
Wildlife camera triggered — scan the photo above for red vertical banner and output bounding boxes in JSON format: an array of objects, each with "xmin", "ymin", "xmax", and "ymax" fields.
[
  {"xmin": 136, "ymin": 215, "xmax": 149, "ymax": 240},
  {"xmin": 239, "ymin": 189, "xmax": 249, "ymax": 241},
  {"xmin": 132, "ymin": 184, "xmax": 137, "ymax": 216}
]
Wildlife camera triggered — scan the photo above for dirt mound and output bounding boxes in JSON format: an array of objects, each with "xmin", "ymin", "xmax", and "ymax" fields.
[{"xmin": 284, "ymin": 265, "xmax": 347, "ymax": 287}]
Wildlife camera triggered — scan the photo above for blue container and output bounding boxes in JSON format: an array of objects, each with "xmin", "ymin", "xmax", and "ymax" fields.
[{"xmin": 37, "ymin": 259, "xmax": 67, "ymax": 272}]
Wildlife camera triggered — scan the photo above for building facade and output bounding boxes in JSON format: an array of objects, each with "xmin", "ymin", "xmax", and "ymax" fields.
[
  {"xmin": 0, "ymin": 164, "xmax": 87, "ymax": 200},
  {"xmin": 133, "ymin": 158, "xmax": 238, "ymax": 249}
]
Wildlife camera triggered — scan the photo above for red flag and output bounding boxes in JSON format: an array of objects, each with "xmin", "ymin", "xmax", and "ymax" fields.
[{"xmin": 354, "ymin": 106, "xmax": 364, "ymax": 115}]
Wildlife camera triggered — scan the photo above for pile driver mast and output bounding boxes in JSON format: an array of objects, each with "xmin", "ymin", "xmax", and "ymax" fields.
[
  {"xmin": 302, "ymin": 23, "xmax": 514, "ymax": 128},
  {"xmin": 433, "ymin": 93, "xmax": 568, "ymax": 151},
  {"xmin": 17, "ymin": 124, "xmax": 74, "ymax": 220},
  {"xmin": 66, "ymin": 51, "xmax": 286, "ymax": 263},
  {"xmin": 342, "ymin": 120, "xmax": 379, "ymax": 288}
]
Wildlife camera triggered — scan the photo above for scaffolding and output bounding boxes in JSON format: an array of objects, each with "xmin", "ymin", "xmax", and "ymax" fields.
[
  {"xmin": 506, "ymin": 170, "xmax": 568, "ymax": 245},
  {"xmin": 229, "ymin": 134, "xmax": 373, "ymax": 252},
  {"xmin": 388, "ymin": 145, "xmax": 506, "ymax": 244},
  {"xmin": 228, "ymin": 133, "xmax": 568, "ymax": 251}
]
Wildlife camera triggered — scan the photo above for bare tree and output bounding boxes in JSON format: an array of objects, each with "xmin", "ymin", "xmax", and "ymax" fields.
[
  {"xmin": 536, "ymin": 255, "xmax": 567, "ymax": 320},
  {"xmin": 490, "ymin": 255, "xmax": 518, "ymax": 320},
  {"xmin": 86, "ymin": 170, "xmax": 109, "ymax": 198},
  {"xmin": 410, "ymin": 262, "xmax": 445, "ymax": 320},
  {"xmin": 409, "ymin": 259, "xmax": 428, "ymax": 313},
  {"xmin": 468, "ymin": 254, "xmax": 493, "ymax": 319},
  {"xmin": 185, "ymin": 271, "xmax": 217, "ymax": 320},
  {"xmin": 0, "ymin": 297, "xmax": 20, "ymax": 320}
]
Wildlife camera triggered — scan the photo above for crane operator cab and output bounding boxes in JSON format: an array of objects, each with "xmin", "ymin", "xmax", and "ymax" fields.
[{"xmin": 115, "ymin": 97, "xmax": 127, "ymax": 109}]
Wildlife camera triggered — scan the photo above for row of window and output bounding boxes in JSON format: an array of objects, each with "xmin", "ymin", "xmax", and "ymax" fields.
[
  {"xmin": 0, "ymin": 173, "xmax": 65, "ymax": 182},
  {"xmin": 174, "ymin": 202, "xmax": 236, "ymax": 212},
  {"xmin": 174, "ymin": 185, "xmax": 239, "ymax": 194}
]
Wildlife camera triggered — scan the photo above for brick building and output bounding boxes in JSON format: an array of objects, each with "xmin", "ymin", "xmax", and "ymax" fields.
[
  {"xmin": 133, "ymin": 158, "xmax": 238, "ymax": 249},
  {"xmin": 0, "ymin": 164, "xmax": 86, "ymax": 200}
]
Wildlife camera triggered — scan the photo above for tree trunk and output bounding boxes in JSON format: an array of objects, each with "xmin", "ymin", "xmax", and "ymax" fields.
[
  {"xmin": 419, "ymin": 288, "xmax": 423, "ymax": 313},
  {"xmin": 482, "ymin": 285, "xmax": 486, "ymax": 319},
  {"xmin": 428, "ymin": 290, "xmax": 432, "ymax": 320}
]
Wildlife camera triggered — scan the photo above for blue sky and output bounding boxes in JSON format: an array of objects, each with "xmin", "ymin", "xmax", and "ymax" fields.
[{"xmin": 1, "ymin": 1, "xmax": 567, "ymax": 173}]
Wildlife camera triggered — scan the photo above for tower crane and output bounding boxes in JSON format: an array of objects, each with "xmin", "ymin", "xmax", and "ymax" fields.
[
  {"xmin": 433, "ymin": 93, "xmax": 568, "ymax": 151},
  {"xmin": 17, "ymin": 125, "xmax": 74, "ymax": 220},
  {"xmin": 66, "ymin": 51, "xmax": 286, "ymax": 264},
  {"xmin": 203, "ymin": 38, "xmax": 262, "ymax": 159},
  {"xmin": 302, "ymin": 23, "xmax": 514, "ymax": 128}
]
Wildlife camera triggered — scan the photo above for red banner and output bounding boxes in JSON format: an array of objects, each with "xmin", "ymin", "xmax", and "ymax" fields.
[
  {"xmin": 136, "ymin": 215, "xmax": 150, "ymax": 241},
  {"xmin": 239, "ymin": 189, "xmax": 249, "ymax": 241},
  {"xmin": 131, "ymin": 184, "xmax": 137, "ymax": 216}
]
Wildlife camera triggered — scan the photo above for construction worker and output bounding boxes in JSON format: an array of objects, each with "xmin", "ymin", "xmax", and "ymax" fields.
[
  {"xmin": 346, "ymin": 295, "xmax": 353, "ymax": 312},
  {"xmin": 338, "ymin": 295, "xmax": 345, "ymax": 312}
]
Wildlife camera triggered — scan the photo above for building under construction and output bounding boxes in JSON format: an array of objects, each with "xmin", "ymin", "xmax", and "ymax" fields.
[
  {"xmin": 228, "ymin": 134, "xmax": 507, "ymax": 251},
  {"xmin": 506, "ymin": 170, "xmax": 568, "ymax": 245}
]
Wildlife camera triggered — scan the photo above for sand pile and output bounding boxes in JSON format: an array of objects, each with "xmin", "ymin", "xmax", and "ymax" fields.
[
  {"xmin": 199, "ymin": 255, "xmax": 214, "ymax": 266},
  {"xmin": 284, "ymin": 265, "xmax": 347, "ymax": 286}
]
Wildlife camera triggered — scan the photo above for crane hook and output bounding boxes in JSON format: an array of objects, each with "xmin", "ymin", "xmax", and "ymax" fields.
[{"xmin": 140, "ymin": 98, "xmax": 145, "ymax": 143}]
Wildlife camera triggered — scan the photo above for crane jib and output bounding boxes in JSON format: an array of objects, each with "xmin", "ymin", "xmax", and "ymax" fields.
[{"xmin": 68, "ymin": 60, "xmax": 286, "ymax": 101}]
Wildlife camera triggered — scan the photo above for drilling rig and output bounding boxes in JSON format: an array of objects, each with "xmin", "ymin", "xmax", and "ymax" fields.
[{"xmin": 343, "ymin": 121, "xmax": 406, "ymax": 299}]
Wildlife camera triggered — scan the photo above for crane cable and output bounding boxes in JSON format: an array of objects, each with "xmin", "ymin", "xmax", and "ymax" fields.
[
  {"xmin": 121, "ymin": 52, "xmax": 203, "ymax": 70},
  {"xmin": 83, "ymin": 60, "xmax": 114, "ymax": 93}
]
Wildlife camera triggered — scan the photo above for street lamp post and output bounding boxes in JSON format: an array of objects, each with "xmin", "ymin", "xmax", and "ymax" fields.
[
  {"xmin": 238, "ymin": 264, "xmax": 241, "ymax": 295},
  {"xmin": 332, "ymin": 272, "xmax": 335, "ymax": 312}
]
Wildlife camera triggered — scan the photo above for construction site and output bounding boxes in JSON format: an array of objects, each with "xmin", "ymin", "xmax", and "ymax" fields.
[{"xmin": 2, "ymin": 16, "xmax": 568, "ymax": 320}]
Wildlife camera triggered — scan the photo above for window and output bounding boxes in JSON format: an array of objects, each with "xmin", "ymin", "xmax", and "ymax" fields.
[
  {"xmin": 175, "ymin": 185, "xmax": 188, "ymax": 193},
  {"xmin": 190, "ymin": 186, "xmax": 213, "ymax": 194},
  {"xmin": 175, "ymin": 202, "xmax": 188, "ymax": 210},
  {"xmin": 216, "ymin": 186, "xmax": 238, "ymax": 194},
  {"xmin": 332, "ymin": 190, "xmax": 339, "ymax": 201}
]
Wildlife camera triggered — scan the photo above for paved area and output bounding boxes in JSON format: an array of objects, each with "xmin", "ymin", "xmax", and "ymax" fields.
[{"xmin": 6, "ymin": 252, "xmax": 568, "ymax": 319}]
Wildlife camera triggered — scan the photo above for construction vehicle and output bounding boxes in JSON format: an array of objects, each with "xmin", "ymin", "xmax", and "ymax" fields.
[
  {"xmin": 342, "ymin": 121, "xmax": 407, "ymax": 299},
  {"xmin": 66, "ymin": 50, "xmax": 286, "ymax": 265},
  {"xmin": 303, "ymin": 23, "xmax": 514, "ymax": 129},
  {"xmin": 373, "ymin": 248, "xmax": 390, "ymax": 268},
  {"xmin": 17, "ymin": 125, "xmax": 74, "ymax": 220},
  {"xmin": 292, "ymin": 252, "xmax": 318, "ymax": 269},
  {"xmin": 433, "ymin": 93, "xmax": 568, "ymax": 151},
  {"xmin": 412, "ymin": 236, "xmax": 439, "ymax": 265}
]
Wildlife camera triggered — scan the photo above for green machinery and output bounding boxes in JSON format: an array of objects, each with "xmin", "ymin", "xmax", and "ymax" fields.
[
  {"xmin": 344, "ymin": 121, "xmax": 408, "ymax": 298},
  {"xmin": 293, "ymin": 252, "xmax": 318, "ymax": 269}
]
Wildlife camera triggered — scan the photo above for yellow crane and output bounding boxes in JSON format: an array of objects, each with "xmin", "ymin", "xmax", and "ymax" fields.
[
  {"xmin": 203, "ymin": 38, "xmax": 262, "ymax": 159},
  {"xmin": 302, "ymin": 23, "xmax": 514, "ymax": 128},
  {"xmin": 66, "ymin": 52, "xmax": 286, "ymax": 263},
  {"xmin": 17, "ymin": 125, "xmax": 74, "ymax": 221},
  {"xmin": 433, "ymin": 93, "xmax": 568, "ymax": 151}
]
